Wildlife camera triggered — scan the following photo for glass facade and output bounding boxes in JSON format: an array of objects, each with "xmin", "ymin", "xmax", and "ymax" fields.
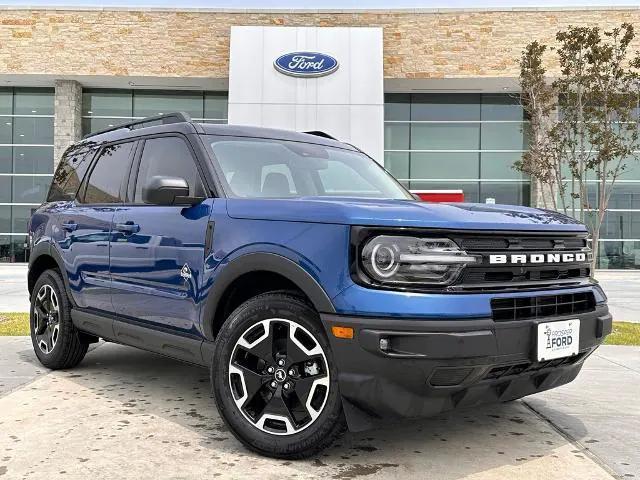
[
  {"xmin": 0, "ymin": 88, "xmax": 54, "ymax": 262},
  {"xmin": 584, "ymin": 182, "xmax": 640, "ymax": 269},
  {"xmin": 384, "ymin": 93, "xmax": 530, "ymax": 206},
  {"xmin": 82, "ymin": 89, "xmax": 228, "ymax": 135}
]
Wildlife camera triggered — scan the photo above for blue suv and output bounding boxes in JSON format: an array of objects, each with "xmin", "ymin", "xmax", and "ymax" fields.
[{"xmin": 27, "ymin": 112, "xmax": 611, "ymax": 458}]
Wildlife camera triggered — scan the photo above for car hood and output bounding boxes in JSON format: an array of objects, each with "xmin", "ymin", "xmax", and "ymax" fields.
[{"xmin": 225, "ymin": 197, "xmax": 587, "ymax": 232}]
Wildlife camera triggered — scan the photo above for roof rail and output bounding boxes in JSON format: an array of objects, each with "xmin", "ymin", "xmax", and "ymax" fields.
[
  {"xmin": 303, "ymin": 130, "xmax": 338, "ymax": 141},
  {"xmin": 82, "ymin": 112, "xmax": 192, "ymax": 139}
]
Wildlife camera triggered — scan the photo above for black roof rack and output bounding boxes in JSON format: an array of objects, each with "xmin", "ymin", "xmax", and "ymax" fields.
[
  {"xmin": 82, "ymin": 112, "xmax": 192, "ymax": 139},
  {"xmin": 303, "ymin": 130, "xmax": 338, "ymax": 141}
]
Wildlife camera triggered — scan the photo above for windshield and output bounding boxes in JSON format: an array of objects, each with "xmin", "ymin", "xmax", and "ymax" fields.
[{"xmin": 205, "ymin": 136, "xmax": 413, "ymax": 200}]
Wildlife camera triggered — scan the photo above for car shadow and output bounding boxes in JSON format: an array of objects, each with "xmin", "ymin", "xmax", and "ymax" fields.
[{"xmin": 41, "ymin": 341, "xmax": 589, "ymax": 479}]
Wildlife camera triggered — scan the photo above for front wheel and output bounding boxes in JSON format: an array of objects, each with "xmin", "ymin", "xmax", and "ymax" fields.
[{"xmin": 211, "ymin": 292, "xmax": 346, "ymax": 459}]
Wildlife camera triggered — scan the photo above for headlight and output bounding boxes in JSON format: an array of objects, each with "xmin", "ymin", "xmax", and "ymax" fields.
[{"xmin": 360, "ymin": 235, "xmax": 478, "ymax": 286}]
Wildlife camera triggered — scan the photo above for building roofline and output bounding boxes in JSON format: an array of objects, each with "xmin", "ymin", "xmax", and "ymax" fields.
[{"xmin": 0, "ymin": 4, "xmax": 638, "ymax": 14}]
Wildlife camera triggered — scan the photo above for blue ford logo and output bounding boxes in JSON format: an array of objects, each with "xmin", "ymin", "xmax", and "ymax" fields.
[{"xmin": 274, "ymin": 52, "xmax": 339, "ymax": 78}]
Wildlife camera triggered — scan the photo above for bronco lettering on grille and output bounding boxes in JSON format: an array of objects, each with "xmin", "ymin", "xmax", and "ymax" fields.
[{"xmin": 489, "ymin": 252, "xmax": 587, "ymax": 264}]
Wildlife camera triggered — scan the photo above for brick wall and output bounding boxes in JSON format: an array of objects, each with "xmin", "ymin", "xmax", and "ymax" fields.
[{"xmin": 0, "ymin": 8, "xmax": 639, "ymax": 79}]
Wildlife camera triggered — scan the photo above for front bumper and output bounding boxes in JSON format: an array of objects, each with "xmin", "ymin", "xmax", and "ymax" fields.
[{"xmin": 320, "ymin": 305, "xmax": 612, "ymax": 431}]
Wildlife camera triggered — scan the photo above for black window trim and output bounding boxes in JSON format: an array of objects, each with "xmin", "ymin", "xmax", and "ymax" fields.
[
  {"xmin": 189, "ymin": 132, "xmax": 224, "ymax": 199},
  {"xmin": 76, "ymin": 138, "xmax": 139, "ymax": 207},
  {"xmin": 123, "ymin": 132, "xmax": 213, "ymax": 207}
]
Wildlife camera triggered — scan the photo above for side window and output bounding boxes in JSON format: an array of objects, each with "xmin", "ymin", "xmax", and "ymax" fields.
[
  {"xmin": 134, "ymin": 137, "xmax": 205, "ymax": 203},
  {"xmin": 47, "ymin": 145, "xmax": 95, "ymax": 202},
  {"xmin": 81, "ymin": 142, "xmax": 135, "ymax": 204}
]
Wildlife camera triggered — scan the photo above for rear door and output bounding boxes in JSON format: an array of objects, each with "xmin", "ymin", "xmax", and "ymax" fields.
[
  {"xmin": 110, "ymin": 135, "xmax": 211, "ymax": 341},
  {"xmin": 47, "ymin": 144, "xmax": 96, "ymax": 302},
  {"xmin": 67, "ymin": 140, "xmax": 137, "ymax": 314}
]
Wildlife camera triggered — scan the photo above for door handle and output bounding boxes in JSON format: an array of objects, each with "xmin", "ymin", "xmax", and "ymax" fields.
[
  {"xmin": 61, "ymin": 222, "xmax": 78, "ymax": 232},
  {"xmin": 115, "ymin": 222, "xmax": 140, "ymax": 234}
]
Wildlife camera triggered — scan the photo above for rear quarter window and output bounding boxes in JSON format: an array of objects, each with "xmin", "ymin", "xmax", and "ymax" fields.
[{"xmin": 47, "ymin": 144, "xmax": 96, "ymax": 202}]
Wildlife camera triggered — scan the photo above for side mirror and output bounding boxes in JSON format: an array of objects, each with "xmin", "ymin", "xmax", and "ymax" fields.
[{"xmin": 142, "ymin": 175, "xmax": 192, "ymax": 205}]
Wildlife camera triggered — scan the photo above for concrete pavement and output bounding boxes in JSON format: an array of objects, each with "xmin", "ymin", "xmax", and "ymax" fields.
[
  {"xmin": 0, "ymin": 337, "xmax": 47, "ymax": 396},
  {"xmin": 0, "ymin": 338, "xmax": 637, "ymax": 480},
  {"xmin": 1, "ymin": 265, "xmax": 638, "ymax": 322},
  {"xmin": 527, "ymin": 345, "xmax": 640, "ymax": 480},
  {"xmin": 594, "ymin": 271, "xmax": 640, "ymax": 323},
  {"xmin": 0, "ymin": 265, "xmax": 29, "ymax": 313}
]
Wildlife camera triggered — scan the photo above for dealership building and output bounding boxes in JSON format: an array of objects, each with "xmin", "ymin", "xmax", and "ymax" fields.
[{"xmin": 0, "ymin": 5, "xmax": 639, "ymax": 267}]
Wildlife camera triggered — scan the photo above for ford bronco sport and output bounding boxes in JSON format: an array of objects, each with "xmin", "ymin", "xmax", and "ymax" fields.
[{"xmin": 28, "ymin": 112, "xmax": 612, "ymax": 458}]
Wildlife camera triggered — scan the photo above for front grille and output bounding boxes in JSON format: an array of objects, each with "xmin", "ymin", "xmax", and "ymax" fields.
[
  {"xmin": 458, "ymin": 236, "xmax": 586, "ymax": 251},
  {"xmin": 491, "ymin": 291, "xmax": 596, "ymax": 321},
  {"xmin": 450, "ymin": 232, "xmax": 591, "ymax": 291},
  {"xmin": 462, "ymin": 266, "xmax": 590, "ymax": 284}
]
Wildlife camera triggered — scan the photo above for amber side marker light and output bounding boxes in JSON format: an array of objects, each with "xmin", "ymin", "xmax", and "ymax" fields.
[{"xmin": 331, "ymin": 326, "xmax": 354, "ymax": 339}]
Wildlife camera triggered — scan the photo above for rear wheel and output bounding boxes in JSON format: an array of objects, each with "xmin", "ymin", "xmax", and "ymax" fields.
[
  {"xmin": 30, "ymin": 269, "xmax": 88, "ymax": 369},
  {"xmin": 211, "ymin": 292, "xmax": 345, "ymax": 459}
]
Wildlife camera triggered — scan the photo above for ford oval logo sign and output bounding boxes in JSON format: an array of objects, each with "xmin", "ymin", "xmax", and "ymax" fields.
[{"xmin": 274, "ymin": 52, "xmax": 339, "ymax": 78}]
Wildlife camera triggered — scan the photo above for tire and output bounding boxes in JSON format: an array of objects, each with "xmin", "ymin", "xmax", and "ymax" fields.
[
  {"xmin": 211, "ymin": 292, "xmax": 346, "ymax": 459},
  {"xmin": 30, "ymin": 268, "xmax": 88, "ymax": 369}
]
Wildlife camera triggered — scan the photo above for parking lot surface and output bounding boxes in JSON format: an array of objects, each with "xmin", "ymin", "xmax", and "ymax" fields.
[
  {"xmin": 595, "ymin": 271, "xmax": 640, "ymax": 323},
  {"xmin": 0, "ymin": 338, "xmax": 637, "ymax": 480},
  {"xmin": 0, "ymin": 265, "xmax": 29, "ymax": 313}
]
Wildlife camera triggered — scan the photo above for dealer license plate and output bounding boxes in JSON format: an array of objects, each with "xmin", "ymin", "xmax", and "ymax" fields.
[{"xmin": 537, "ymin": 319, "xmax": 580, "ymax": 361}]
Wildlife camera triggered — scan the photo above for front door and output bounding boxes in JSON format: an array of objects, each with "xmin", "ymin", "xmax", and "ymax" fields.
[{"xmin": 109, "ymin": 135, "xmax": 211, "ymax": 338}]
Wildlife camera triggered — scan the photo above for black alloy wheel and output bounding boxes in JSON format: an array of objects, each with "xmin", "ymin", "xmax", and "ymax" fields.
[{"xmin": 211, "ymin": 292, "xmax": 346, "ymax": 458}]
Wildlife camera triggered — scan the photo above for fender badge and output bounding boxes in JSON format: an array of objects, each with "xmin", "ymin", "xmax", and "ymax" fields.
[{"xmin": 180, "ymin": 263, "xmax": 192, "ymax": 280}]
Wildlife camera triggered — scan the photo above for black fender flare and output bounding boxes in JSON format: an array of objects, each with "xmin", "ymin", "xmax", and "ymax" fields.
[
  {"xmin": 28, "ymin": 241, "xmax": 75, "ymax": 307},
  {"xmin": 201, "ymin": 252, "xmax": 336, "ymax": 341}
]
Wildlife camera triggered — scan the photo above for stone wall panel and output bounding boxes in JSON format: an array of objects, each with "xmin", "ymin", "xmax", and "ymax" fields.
[{"xmin": 0, "ymin": 9, "xmax": 637, "ymax": 79}]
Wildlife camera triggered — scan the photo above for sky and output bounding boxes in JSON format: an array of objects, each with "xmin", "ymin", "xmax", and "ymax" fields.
[{"xmin": 0, "ymin": 0, "xmax": 638, "ymax": 8}]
